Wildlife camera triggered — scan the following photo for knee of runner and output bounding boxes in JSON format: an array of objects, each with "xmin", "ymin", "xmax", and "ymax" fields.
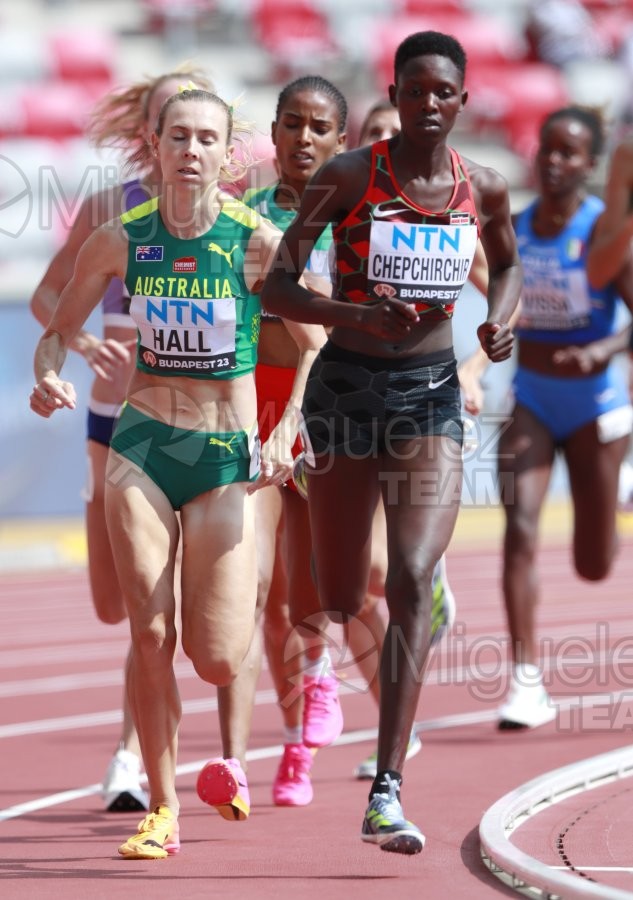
[
  {"xmin": 95, "ymin": 607, "xmax": 127, "ymax": 626},
  {"xmin": 186, "ymin": 650, "xmax": 239, "ymax": 686},
  {"xmin": 130, "ymin": 621, "xmax": 178, "ymax": 664},
  {"xmin": 575, "ymin": 554, "xmax": 612, "ymax": 582},
  {"xmin": 93, "ymin": 595, "xmax": 127, "ymax": 626},
  {"xmin": 384, "ymin": 562, "xmax": 434, "ymax": 614},
  {"xmin": 505, "ymin": 512, "xmax": 540, "ymax": 553}
]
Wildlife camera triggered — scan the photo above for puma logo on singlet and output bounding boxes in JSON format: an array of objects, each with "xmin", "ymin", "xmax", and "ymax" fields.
[
  {"xmin": 208, "ymin": 242, "xmax": 238, "ymax": 267},
  {"xmin": 209, "ymin": 435, "xmax": 238, "ymax": 453}
]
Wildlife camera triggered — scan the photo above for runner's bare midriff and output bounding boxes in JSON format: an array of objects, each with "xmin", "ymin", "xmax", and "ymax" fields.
[
  {"xmin": 519, "ymin": 338, "xmax": 608, "ymax": 376},
  {"xmin": 125, "ymin": 369, "xmax": 257, "ymax": 431}
]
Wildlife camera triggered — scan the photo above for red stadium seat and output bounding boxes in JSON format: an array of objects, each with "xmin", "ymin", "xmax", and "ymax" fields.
[
  {"xmin": 467, "ymin": 63, "xmax": 570, "ymax": 159},
  {"xmin": 48, "ymin": 30, "xmax": 116, "ymax": 84},
  {"xmin": 20, "ymin": 82, "xmax": 96, "ymax": 139},
  {"xmin": 578, "ymin": 0, "xmax": 633, "ymax": 9},
  {"xmin": 141, "ymin": 0, "xmax": 217, "ymax": 33},
  {"xmin": 589, "ymin": 6, "xmax": 633, "ymax": 52},
  {"xmin": 250, "ymin": 0, "xmax": 338, "ymax": 77},
  {"xmin": 400, "ymin": 0, "xmax": 466, "ymax": 11}
]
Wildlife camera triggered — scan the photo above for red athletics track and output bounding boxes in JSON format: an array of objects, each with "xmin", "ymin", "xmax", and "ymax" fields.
[{"xmin": 2, "ymin": 504, "xmax": 633, "ymax": 900}]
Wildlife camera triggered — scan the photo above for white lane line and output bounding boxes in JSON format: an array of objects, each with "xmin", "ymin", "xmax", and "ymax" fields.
[
  {"xmin": 0, "ymin": 641, "xmax": 130, "ymax": 669},
  {"xmin": 0, "ymin": 688, "xmax": 276, "ymax": 738},
  {"xmin": 0, "ymin": 661, "xmax": 196, "ymax": 698},
  {"xmin": 6, "ymin": 616, "xmax": 633, "ymax": 674},
  {"xmin": 0, "ymin": 713, "xmax": 489, "ymax": 823},
  {"xmin": 0, "ymin": 681, "xmax": 373, "ymax": 739},
  {"xmin": 0, "ymin": 656, "xmax": 633, "ymax": 740},
  {"xmin": 3, "ymin": 696, "xmax": 632, "ymax": 824},
  {"xmin": 550, "ymin": 867, "xmax": 633, "ymax": 873}
]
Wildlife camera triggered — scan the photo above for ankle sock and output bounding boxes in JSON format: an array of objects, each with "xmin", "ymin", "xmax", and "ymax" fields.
[
  {"xmin": 303, "ymin": 648, "xmax": 333, "ymax": 679},
  {"xmin": 283, "ymin": 725, "xmax": 303, "ymax": 745},
  {"xmin": 514, "ymin": 662, "xmax": 542, "ymax": 685},
  {"xmin": 369, "ymin": 769, "xmax": 402, "ymax": 801}
]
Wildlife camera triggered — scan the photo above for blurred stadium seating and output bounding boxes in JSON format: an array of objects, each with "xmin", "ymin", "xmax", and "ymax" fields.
[
  {"xmin": 1, "ymin": 0, "xmax": 631, "ymax": 289},
  {"xmin": 369, "ymin": 10, "xmax": 528, "ymax": 92},
  {"xmin": 249, "ymin": 0, "xmax": 340, "ymax": 80}
]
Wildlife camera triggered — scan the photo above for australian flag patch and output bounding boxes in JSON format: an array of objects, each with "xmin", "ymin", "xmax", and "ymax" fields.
[{"xmin": 136, "ymin": 245, "xmax": 164, "ymax": 262}]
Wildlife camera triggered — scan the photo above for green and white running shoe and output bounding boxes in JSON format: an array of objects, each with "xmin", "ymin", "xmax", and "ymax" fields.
[
  {"xmin": 292, "ymin": 451, "xmax": 309, "ymax": 500},
  {"xmin": 354, "ymin": 730, "xmax": 422, "ymax": 780},
  {"xmin": 361, "ymin": 775, "xmax": 425, "ymax": 854},
  {"xmin": 431, "ymin": 554, "xmax": 455, "ymax": 647}
]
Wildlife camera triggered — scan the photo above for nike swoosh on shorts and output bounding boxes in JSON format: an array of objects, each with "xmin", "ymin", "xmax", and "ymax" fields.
[{"xmin": 428, "ymin": 373, "xmax": 453, "ymax": 390}]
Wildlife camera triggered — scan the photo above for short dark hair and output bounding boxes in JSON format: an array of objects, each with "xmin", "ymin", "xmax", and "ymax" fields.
[
  {"xmin": 541, "ymin": 105, "xmax": 606, "ymax": 157},
  {"xmin": 394, "ymin": 31, "xmax": 467, "ymax": 85}
]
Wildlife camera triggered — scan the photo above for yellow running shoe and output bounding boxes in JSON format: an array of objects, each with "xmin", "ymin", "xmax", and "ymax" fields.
[{"xmin": 118, "ymin": 805, "xmax": 180, "ymax": 860}]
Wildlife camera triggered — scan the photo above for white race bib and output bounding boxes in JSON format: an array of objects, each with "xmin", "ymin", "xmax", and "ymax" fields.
[
  {"xmin": 130, "ymin": 294, "xmax": 237, "ymax": 373},
  {"xmin": 367, "ymin": 220, "xmax": 478, "ymax": 305}
]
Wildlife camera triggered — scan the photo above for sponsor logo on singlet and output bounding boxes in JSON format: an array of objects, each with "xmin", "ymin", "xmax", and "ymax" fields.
[
  {"xmin": 173, "ymin": 256, "xmax": 197, "ymax": 273},
  {"xmin": 208, "ymin": 242, "xmax": 238, "ymax": 268}
]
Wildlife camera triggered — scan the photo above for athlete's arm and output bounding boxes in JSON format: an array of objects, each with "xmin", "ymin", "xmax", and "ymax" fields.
[
  {"xmin": 587, "ymin": 141, "xmax": 633, "ymax": 289},
  {"xmin": 30, "ymin": 187, "xmax": 132, "ymax": 378},
  {"xmin": 469, "ymin": 163, "xmax": 523, "ymax": 363},
  {"xmin": 31, "ymin": 220, "xmax": 129, "ymax": 418},
  {"xmin": 261, "ymin": 152, "xmax": 419, "ymax": 339},
  {"xmin": 550, "ymin": 325, "xmax": 632, "ymax": 375},
  {"xmin": 552, "ymin": 250, "xmax": 633, "ymax": 374},
  {"xmin": 245, "ymin": 216, "xmax": 327, "ymax": 490}
]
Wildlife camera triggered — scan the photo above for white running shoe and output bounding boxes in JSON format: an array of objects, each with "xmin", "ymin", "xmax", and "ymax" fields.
[
  {"xmin": 618, "ymin": 460, "xmax": 633, "ymax": 512},
  {"xmin": 498, "ymin": 665, "xmax": 557, "ymax": 730},
  {"xmin": 353, "ymin": 730, "xmax": 422, "ymax": 780},
  {"xmin": 102, "ymin": 748, "xmax": 149, "ymax": 812}
]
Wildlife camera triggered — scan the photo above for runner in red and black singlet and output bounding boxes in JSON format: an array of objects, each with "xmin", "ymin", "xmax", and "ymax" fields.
[
  {"xmin": 335, "ymin": 142, "xmax": 479, "ymax": 318},
  {"xmin": 263, "ymin": 30, "xmax": 522, "ymax": 855}
]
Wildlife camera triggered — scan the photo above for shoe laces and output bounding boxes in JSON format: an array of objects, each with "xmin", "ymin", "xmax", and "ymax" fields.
[
  {"xmin": 304, "ymin": 676, "xmax": 337, "ymax": 710},
  {"xmin": 279, "ymin": 745, "xmax": 310, "ymax": 780},
  {"xmin": 371, "ymin": 774, "xmax": 403, "ymax": 816},
  {"xmin": 140, "ymin": 806, "xmax": 172, "ymax": 832}
]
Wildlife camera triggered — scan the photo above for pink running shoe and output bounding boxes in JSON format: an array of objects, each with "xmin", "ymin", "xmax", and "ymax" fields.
[
  {"xmin": 196, "ymin": 757, "xmax": 250, "ymax": 821},
  {"xmin": 273, "ymin": 743, "xmax": 314, "ymax": 807},
  {"xmin": 303, "ymin": 674, "xmax": 344, "ymax": 748}
]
